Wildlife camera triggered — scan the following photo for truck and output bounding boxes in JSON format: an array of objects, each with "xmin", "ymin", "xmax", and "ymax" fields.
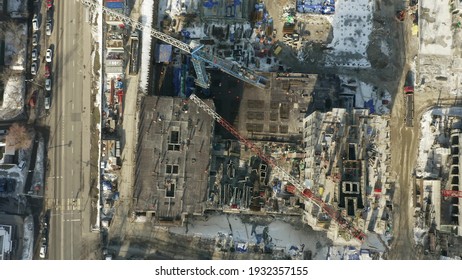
[{"xmin": 404, "ymin": 71, "xmax": 414, "ymax": 127}]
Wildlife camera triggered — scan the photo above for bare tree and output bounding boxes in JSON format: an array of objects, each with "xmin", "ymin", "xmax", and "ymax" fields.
[
  {"xmin": 6, "ymin": 123, "xmax": 33, "ymax": 150},
  {"xmin": 0, "ymin": 20, "xmax": 24, "ymax": 41}
]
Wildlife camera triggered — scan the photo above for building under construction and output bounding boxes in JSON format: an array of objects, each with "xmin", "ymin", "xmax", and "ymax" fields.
[
  {"xmin": 302, "ymin": 108, "xmax": 394, "ymax": 239},
  {"xmin": 133, "ymin": 96, "xmax": 215, "ymax": 225}
]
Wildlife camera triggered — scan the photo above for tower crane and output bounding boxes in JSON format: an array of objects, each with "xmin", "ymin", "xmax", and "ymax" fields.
[
  {"xmin": 188, "ymin": 94, "xmax": 367, "ymax": 242},
  {"xmin": 442, "ymin": 190, "xmax": 462, "ymax": 198},
  {"xmin": 79, "ymin": 0, "xmax": 269, "ymax": 89}
]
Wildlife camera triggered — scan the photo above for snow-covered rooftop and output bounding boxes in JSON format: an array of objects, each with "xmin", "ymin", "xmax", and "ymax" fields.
[
  {"xmin": 0, "ymin": 75, "xmax": 25, "ymax": 120},
  {"xmin": 419, "ymin": 0, "xmax": 452, "ymax": 56},
  {"xmin": 326, "ymin": 0, "xmax": 374, "ymax": 68}
]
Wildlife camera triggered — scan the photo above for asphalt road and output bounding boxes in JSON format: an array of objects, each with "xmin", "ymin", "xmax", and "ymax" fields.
[{"xmin": 45, "ymin": 0, "xmax": 92, "ymax": 260}]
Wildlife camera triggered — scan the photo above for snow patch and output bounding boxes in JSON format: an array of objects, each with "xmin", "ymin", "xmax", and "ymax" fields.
[
  {"xmin": 415, "ymin": 107, "xmax": 462, "ymax": 178},
  {"xmin": 21, "ymin": 215, "xmax": 34, "ymax": 260},
  {"xmin": 139, "ymin": 0, "xmax": 155, "ymax": 92},
  {"xmin": 170, "ymin": 214, "xmax": 330, "ymax": 259}
]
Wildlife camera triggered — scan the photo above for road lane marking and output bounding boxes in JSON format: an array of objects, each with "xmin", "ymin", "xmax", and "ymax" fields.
[
  {"xmin": 73, "ymin": 82, "xmax": 75, "ymax": 88},
  {"xmin": 72, "ymin": 125, "xmax": 74, "ymax": 131},
  {"xmin": 67, "ymin": 219, "xmax": 81, "ymax": 222},
  {"xmin": 71, "ymin": 169, "xmax": 74, "ymax": 175}
]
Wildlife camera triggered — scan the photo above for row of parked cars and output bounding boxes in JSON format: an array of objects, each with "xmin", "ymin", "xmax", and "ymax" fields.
[{"xmin": 31, "ymin": 6, "xmax": 54, "ymax": 110}]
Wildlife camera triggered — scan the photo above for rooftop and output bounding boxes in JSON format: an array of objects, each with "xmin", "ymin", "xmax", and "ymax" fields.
[{"xmin": 134, "ymin": 96, "xmax": 215, "ymax": 224}]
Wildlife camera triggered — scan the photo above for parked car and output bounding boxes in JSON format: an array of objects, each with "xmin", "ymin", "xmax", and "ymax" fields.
[
  {"xmin": 32, "ymin": 14, "xmax": 39, "ymax": 31},
  {"xmin": 31, "ymin": 62, "xmax": 37, "ymax": 75},
  {"xmin": 32, "ymin": 33, "xmax": 38, "ymax": 46},
  {"xmin": 45, "ymin": 79, "xmax": 51, "ymax": 91},
  {"xmin": 46, "ymin": 20, "xmax": 52, "ymax": 36},
  {"xmin": 18, "ymin": 161, "xmax": 26, "ymax": 170},
  {"xmin": 44, "ymin": 95, "xmax": 51, "ymax": 110},
  {"xmin": 40, "ymin": 244, "xmax": 47, "ymax": 259},
  {"xmin": 46, "ymin": 48, "xmax": 52, "ymax": 62},
  {"xmin": 45, "ymin": 64, "xmax": 51, "ymax": 78},
  {"xmin": 31, "ymin": 49, "xmax": 38, "ymax": 61}
]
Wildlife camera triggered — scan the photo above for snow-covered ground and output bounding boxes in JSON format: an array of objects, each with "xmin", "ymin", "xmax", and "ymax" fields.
[
  {"xmin": 415, "ymin": 107, "xmax": 462, "ymax": 178},
  {"xmin": 0, "ymin": 75, "xmax": 25, "ymax": 120},
  {"xmin": 139, "ymin": 0, "xmax": 155, "ymax": 91},
  {"xmin": 30, "ymin": 134, "xmax": 45, "ymax": 195},
  {"xmin": 21, "ymin": 215, "xmax": 33, "ymax": 260},
  {"xmin": 326, "ymin": 0, "xmax": 374, "ymax": 68},
  {"xmin": 339, "ymin": 75, "xmax": 391, "ymax": 114},
  {"xmin": 170, "ymin": 214, "xmax": 331, "ymax": 259}
]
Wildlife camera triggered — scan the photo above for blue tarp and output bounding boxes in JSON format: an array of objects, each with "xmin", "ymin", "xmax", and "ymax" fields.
[
  {"xmin": 272, "ymin": 181, "xmax": 282, "ymax": 194},
  {"xmin": 297, "ymin": 1, "xmax": 335, "ymax": 14},
  {"xmin": 203, "ymin": 0, "xmax": 219, "ymax": 8},
  {"xmin": 186, "ymin": 76, "xmax": 195, "ymax": 97},
  {"xmin": 115, "ymin": 81, "xmax": 123, "ymax": 88},
  {"xmin": 102, "ymin": 181, "xmax": 112, "ymax": 191},
  {"xmin": 364, "ymin": 99, "xmax": 375, "ymax": 114},
  {"xmin": 106, "ymin": 2, "xmax": 124, "ymax": 9}
]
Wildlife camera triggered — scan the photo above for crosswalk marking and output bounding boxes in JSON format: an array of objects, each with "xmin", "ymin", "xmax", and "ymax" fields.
[{"xmin": 48, "ymin": 198, "xmax": 81, "ymax": 211}]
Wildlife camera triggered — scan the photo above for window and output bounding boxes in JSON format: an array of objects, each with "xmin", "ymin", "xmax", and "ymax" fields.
[
  {"xmin": 165, "ymin": 164, "xmax": 179, "ymax": 175},
  {"xmin": 165, "ymin": 180, "xmax": 175, "ymax": 197},
  {"xmin": 168, "ymin": 130, "xmax": 181, "ymax": 151}
]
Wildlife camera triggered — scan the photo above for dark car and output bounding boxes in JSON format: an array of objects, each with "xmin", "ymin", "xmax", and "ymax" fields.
[
  {"xmin": 29, "ymin": 90, "xmax": 38, "ymax": 108},
  {"xmin": 45, "ymin": 64, "xmax": 51, "ymax": 78}
]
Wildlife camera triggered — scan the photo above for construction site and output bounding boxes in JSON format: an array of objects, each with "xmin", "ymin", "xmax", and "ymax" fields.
[{"xmin": 74, "ymin": 0, "xmax": 462, "ymax": 260}]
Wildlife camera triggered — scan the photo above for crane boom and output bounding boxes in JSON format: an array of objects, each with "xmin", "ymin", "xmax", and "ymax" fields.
[
  {"xmin": 79, "ymin": 0, "xmax": 269, "ymax": 89},
  {"xmin": 189, "ymin": 94, "xmax": 366, "ymax": 242},
  {"xmin": 442, "ymin": 190, "xmax": 462, "ymax": 198}
]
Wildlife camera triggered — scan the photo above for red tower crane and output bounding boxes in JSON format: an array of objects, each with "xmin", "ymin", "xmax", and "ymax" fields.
[
  {"xmin": 442, "ymin": 190, "xmax": 462, "ymax": 198},
  {"xmin": 188, "ymin": 94, "xmax": 366, "ymax": 242}
]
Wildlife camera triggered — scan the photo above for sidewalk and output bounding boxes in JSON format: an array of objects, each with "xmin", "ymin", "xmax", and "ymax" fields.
[{"xmin": 109, "ymin": 0, "xmax": 143, "ymax": 239}]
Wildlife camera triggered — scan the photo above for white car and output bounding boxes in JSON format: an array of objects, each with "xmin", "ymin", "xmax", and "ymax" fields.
[
  {"xmin": 32, "ymin": 15, "xmax": 39, "ymax": 31},
  {"xmin": 44, "ymin": 95, "xmax": 51, "ymax": 110},
  {"xmin": 40, "ymin": 244, "xmax": 47, "ymax": 259},
  {"xmin": 46, "ymin": 20, "xmax": 52, "ymax": 36},
  {"xmin": 31, "ymin": 62, "xmax": 37, "ymax": 75},
  {"xmin": 31, "ymin": 49, "xmax": 38, "ymax": 61},
  {"xmin": 46, "ymin": 48, "xmax": 52, "ymax": 63},
  {"xmin": 45, "ymin": 79, "xmax": 51, "ymax": 91}
]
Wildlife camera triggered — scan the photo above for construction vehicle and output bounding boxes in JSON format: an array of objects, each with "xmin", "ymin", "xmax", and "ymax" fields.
[
  {"xmin": 79, "ymin": 0, "xmax": 268, "ymax": 89},
  {"xmin": 188, "ymin": 94, "xmax": 367, "ymax": 242},
  {"xmin": 404, "ymin": 71, "xmax": 414, "ymax": 127}
]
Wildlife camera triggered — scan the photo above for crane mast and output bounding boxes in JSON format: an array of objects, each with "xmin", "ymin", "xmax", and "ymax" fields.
[
  {"xmin": 79, "ymin": 0, "xmax": 269, "ymax": 89},
  {"xmin": 189, "ymin": 94, "xmax": 366, "ymax": 242}
]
